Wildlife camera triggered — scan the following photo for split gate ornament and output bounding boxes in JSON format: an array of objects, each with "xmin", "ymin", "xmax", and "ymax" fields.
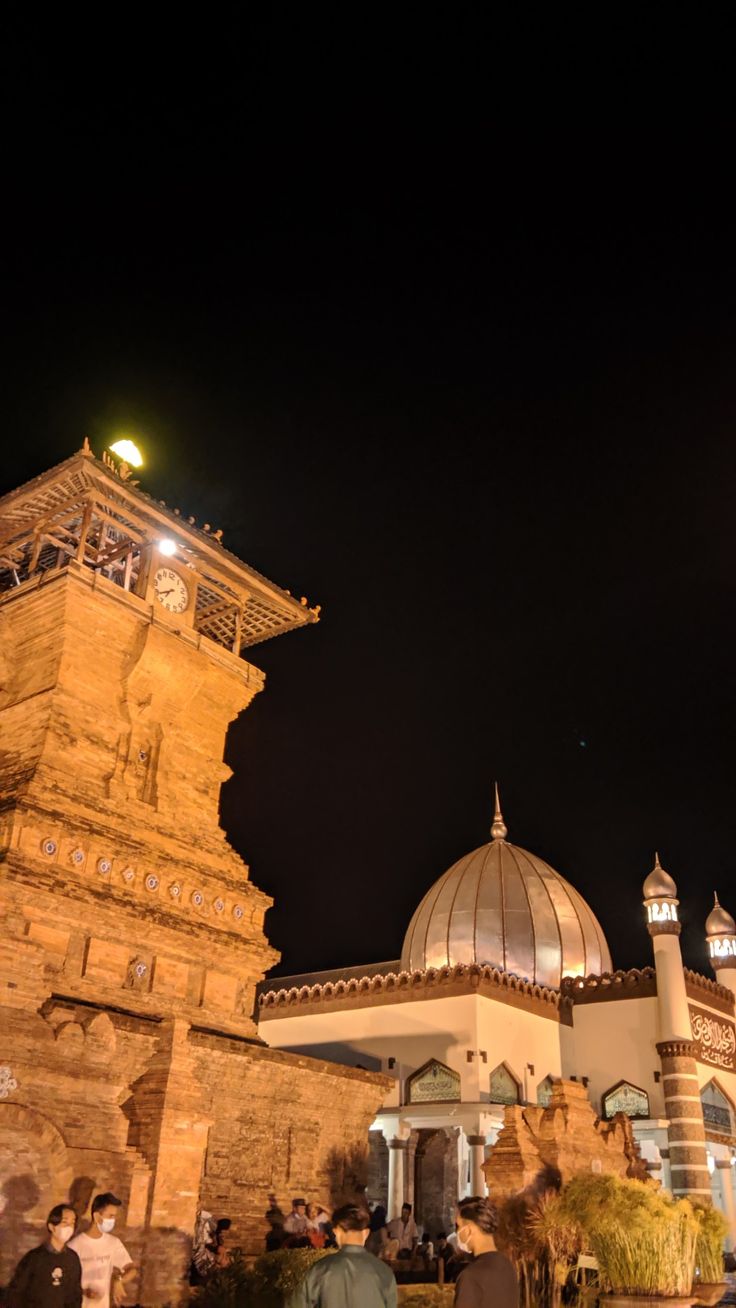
[
  {"xmin": 0, "ymin": 1067, "xmax": 18, "ymax": 1099},
  {"xmin": 689, "ymin": 1004, "xmax": 736, "ymax": 1072}
]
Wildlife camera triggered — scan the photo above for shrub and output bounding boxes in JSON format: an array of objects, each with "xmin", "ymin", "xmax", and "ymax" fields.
[
  {"xmin": 191, "ymin": 1247, "xmax": 336, "ymax": 1308},
  {"xmin": 692, "ymin": 1204, "xmax": 729, "ymax": 1284},
  {"xmin": 396, "ymin": 1287, "xmax": 454, "ymax": 1307}
]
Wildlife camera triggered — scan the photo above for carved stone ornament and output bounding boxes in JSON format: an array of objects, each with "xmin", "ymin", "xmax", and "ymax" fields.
[
  {"xmin": 97, "ymin": 858, "xmax": 112, "ymax": 875},
  {"xmin": 0, "ymin": 1067, "xmax": 18, "ymax": 1099},
  {"xmin": 145, "ymin": 874, "xmax": 159, "ymax": 892},
  {"xmin": 41, "ymin": 838, "xmax": 57, "ymax": 857},
  {"xmin": 191, "ymin": 890, "xmax": 204, "ymax": 908},
  {"xmin": 125, "ymin": 958, "xmax": 149, "ymax": 990}
]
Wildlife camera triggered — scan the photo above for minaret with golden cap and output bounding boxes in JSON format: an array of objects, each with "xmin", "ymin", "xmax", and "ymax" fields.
[
  {"xmin": 643, "ymin": 855, "xmax": 711, "ymax": 1201},
  {"xmin": 706, "ymin": 893, "xmax": 736, "ymax": 993}
]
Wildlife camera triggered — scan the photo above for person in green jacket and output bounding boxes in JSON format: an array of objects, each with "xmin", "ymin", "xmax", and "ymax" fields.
[{"xmin": 288, "ymin": 1203, "xmax": 397, "ymax": 1308}]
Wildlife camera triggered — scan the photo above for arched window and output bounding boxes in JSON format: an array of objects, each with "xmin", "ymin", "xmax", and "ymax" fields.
[
  {"xmin": 701, "ymin": 1080, "xmax": 734, "ymax": 1135},
  {"xmin": 537, "ymin": 1075, "xmax": 555, "ymax": 1107},
  {"xmin": 601, "ymin": 1080, "xmax": 650, "ymax": 1120},
  {"xmin": 489, "ymin": 1062, "xmax": 521, "ymax": 1106}
]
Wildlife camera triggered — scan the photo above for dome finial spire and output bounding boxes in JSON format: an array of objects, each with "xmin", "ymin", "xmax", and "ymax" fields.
[
  {"xmin": 642, "ymin": 851, "xmax": 677, "ymax": 901},
  {"xmin": 491, "ymin": 782, "xmax": 508, "ymax": 841}
]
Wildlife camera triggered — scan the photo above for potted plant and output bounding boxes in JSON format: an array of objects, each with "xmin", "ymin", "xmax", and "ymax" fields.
[
  {"xmin": 558, "ymin": 1173, "xmax": 700, "ymax": 1307},
  {"xmin": 690, "ymin": 1205, "xmax": 729, "ymax": 1306}
]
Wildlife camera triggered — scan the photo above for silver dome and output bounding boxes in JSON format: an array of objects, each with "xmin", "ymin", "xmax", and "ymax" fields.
[
  {"xmin": 400, "ymin": 796, "xmax": 612, "ymax": 988},
  {"xmin": 706, "ymin": 893, "xmax": 736, "ymax": 937},
  {"xmin": 642, "ymin": 853, "xmax": 678, "ymax": 901}
]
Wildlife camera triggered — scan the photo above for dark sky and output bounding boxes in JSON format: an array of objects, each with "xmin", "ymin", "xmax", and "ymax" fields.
[{"xmin": 3, "ymin": 49, "xmax": 736, "ymax": 981}]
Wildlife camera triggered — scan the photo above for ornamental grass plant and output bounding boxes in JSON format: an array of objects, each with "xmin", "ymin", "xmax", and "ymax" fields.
[
  {"xmin": 691, "ymin": 1204, "xmax": 728, "ymax": 1285},
  {"xmin": 558, "ymin": 1174, "xmax": 699, "ymax": 1297}
]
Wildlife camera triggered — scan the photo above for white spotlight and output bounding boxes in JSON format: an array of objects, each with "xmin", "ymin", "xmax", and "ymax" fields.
[{"xmin": 159, "ymin": 539, "xmax": 177, "ymax": 557}]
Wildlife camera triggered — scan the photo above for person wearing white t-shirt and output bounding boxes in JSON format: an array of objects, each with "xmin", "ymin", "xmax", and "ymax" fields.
[{"xmin": 68, "ymin": 1192, "xmax": 135, "ymax": 1308}]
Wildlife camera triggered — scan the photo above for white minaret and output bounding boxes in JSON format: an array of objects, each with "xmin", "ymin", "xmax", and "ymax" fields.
[
  {"xmin": 705, "ymin": 893, "xmax": 736, "ymax": 994},
  {"xmin": 644, "ymin": 854, "xmax": 712, "ymax": 1201},
  {"xmin": 643, "ymin": 853, "xmax": 689, "ymax": 1040}
]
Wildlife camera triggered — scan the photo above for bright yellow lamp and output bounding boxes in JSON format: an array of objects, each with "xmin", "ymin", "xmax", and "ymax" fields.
[{"xmin": 109, "ymin": 439, "xmax": 143, "ymax": 467}]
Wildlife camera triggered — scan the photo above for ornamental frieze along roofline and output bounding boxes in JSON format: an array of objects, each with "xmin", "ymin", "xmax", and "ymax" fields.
[
  {"xmin": 684, "ymin": 967, "xmax": 735, "ymax": 1015},
  {"xmin": 258, "ymin": 960, "xmax": 573, "ymax": 1024}
]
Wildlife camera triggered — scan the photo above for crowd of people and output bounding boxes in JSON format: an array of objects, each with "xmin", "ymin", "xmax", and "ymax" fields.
[
  {"xmin": 3, "ymin": 1188, "xmax": 517, "ymax": 1308},
  {"xmin": 265, "ymin": 1192, "xmax": 479, "ymax": 1284},
  {"xmin": 287, "ymin": 1194, "xmax": 518, "ymax": 1308}
]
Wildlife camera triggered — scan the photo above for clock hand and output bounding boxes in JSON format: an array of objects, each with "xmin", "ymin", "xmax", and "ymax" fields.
[{"xmin": 156, "ymin": 588, "xmax": 175, "ymax": 597}]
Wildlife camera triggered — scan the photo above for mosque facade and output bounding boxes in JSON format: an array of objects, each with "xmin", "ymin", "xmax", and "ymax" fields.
[{"xmin": 259, "ymin": 791, "xmax": 736, "ymax": 1247}]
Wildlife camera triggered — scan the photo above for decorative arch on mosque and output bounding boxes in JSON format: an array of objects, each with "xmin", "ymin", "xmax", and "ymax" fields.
[
  {"xmin": 700, "ymin": 1078, "xmax": 735, "ymax": 1136},
  {"xmin": 601, "ymin": 1079, "xmax": 650, "ymax": 1120},
  {"xmin": 489, "ymin": 1062, "xmax": 522, "ymax": 1106},
  {"xmin": 406, "ymin": 1058, "xmax": 461, "ymax": 1104},
  {"xmin": 537, "ymin": 1075, "xmax": 555, "ymax": 1106}
]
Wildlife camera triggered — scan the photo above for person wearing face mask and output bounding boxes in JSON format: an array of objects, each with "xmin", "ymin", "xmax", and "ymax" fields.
[
  {"xmin": 6, "ymin": 1203, "xmax": 82, "ymax": 1307},
  {"xmin": 453, "ymin": 1195, "xmax": 517, "ymax": 1308},
  {"xmin": 68, "ymin": 1192, "xmax": 135, "ymax": 1307}
]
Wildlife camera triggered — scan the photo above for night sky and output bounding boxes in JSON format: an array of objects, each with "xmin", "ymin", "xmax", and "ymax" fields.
[{"xmin": 4, "ymin": 75, "xmax": 736, "ymax": 983}]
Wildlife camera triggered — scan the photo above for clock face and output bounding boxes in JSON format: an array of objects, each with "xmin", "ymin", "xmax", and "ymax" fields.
[{"xmin": 153, "ymin": 566, "xmax": 189, "ymax": 614}]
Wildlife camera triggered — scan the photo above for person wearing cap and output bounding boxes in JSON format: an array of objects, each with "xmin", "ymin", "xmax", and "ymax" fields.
[
  {"xmin": 68, "ymin": 1192, "xmax": 135, "ymax": 1307},
  {"xmin": 284, "ymin": 1197, "xmax": 309, "ymax": 1241},
  {"xmin": 6, "ymin": 1202, "xmax": 82, "ymax": 1307}
]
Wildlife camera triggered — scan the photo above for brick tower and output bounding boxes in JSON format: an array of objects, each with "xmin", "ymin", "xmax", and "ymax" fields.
[{"xmin": 0, "ymin": 444, "xmax": 386, "ymax": 1303}]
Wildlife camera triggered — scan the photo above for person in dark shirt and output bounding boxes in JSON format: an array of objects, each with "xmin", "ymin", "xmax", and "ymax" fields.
[
  {"xmin": 6, "ymin": 1202, "xmax": 82, "ymax": 1308},
  {"xmin": 453, "ymin": 1195, "xmax": 518, "ymax": 1308},
  {"xmin": 288, "ymin": 1202, "xmax": 397, "ymax": 1308}
]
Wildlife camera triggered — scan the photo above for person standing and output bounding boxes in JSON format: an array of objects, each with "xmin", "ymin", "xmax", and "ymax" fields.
[
  {"xmin": 453, "ymin": 1195, "xmax": 518, "ymax": 1308},
  {"xmin": 68, "ymin": 1192, "xmax": 135, "ymax": 1307},
  {"xmin": 288, "ymin": 1204, "xmax": 397, "ymax": 1308},
  {"xmin": 6, "ymin": 1203, "xmax": 82, "ymax": 1307}
]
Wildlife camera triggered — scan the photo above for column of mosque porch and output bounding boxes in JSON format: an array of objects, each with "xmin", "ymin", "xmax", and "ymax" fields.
[
  {"xmin": 713, "ymin": 1156, "xmax": 736, "ymax": 1252},
  {"xmin": 466, "ymin": 1134, "xmax": 488, "ymax": 1196},
  {"xmin": 384, "ymin": 1123, "xmax": 411, "ymax": 1219}
]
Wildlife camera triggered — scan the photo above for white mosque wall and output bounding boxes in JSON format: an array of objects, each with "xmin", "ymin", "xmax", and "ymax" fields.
[
  {"xmin": 474, "ymin": 995, "xmax": 563, "ymax": 1103},
  {"xmin": 567, "ymin": 996, "xmax": 663, "ymax": 1118},
  {"xmin": 261, "ymin": 994, "xmax": 482, "ymax": 1105},
  {"xmin": 261, "ymin": 992, "xmax": 565, "ymax": 1109}
]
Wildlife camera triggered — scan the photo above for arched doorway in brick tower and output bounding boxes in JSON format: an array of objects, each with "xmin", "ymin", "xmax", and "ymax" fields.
[
  {"xmin": 0, "ymin": 1103, "xmax": 74, "ymax": 1286},
  {"xmin": 412, "ymin": 1127, "xmax": 460, "ymax": 1242}
]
